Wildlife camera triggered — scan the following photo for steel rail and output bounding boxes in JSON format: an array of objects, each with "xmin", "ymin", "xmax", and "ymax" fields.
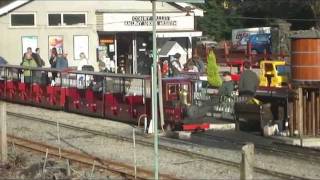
[
  {"xmin": 8, "ymin": 111, "xmax": 310, "ymax": 180},
  {"xmin": 196, "ymin": 132, "xmax": 320, "ymax": 165},
  {"xmin": 7, "ymin": 134, "xmax": 178, "ymax": 180}
]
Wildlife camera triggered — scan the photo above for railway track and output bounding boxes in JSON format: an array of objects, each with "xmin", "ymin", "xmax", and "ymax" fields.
[
  {"xmin": 195, "ymin": 132, "xmax": 320, "ymax": 165},
  {"xmin": 7, "ymin": 135, "xmax": 177, "ymax": 180},
  {"xmin": 8, "ymin": 111, "xmax": 310, "ymax": 180}
]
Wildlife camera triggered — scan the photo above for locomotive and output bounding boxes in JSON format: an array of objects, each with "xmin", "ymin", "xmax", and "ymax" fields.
[{"xmin": 0, "ymin": 65, "xmax": 212, "ymax": 131}]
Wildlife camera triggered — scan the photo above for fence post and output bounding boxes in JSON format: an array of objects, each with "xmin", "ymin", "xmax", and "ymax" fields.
[
  {"xmin": 0, "ymin": 101, "xmax": 7, "ymax": 162},
  {"xmin": 240, "ymin": 143, "xmax": 254, "ymax": 180}
]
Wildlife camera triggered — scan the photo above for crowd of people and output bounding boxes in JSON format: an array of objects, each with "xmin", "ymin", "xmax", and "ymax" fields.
[
  {"xmin": 2, "ymin": 47, "xmax": 260, "ymax": 97},
  {"xmin": 161, "ymin": 53, "xmax": 206, "ymax": 77}
]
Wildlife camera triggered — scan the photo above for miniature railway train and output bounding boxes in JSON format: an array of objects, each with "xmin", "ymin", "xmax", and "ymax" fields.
[{"xmin": 0, "ymin": 65, "xmax": 210, "ymax": 131}]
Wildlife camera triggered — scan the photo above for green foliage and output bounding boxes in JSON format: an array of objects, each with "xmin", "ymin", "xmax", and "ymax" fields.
[
  {"xmin": 237, "ymin": 0, "xmax": 314, "ymax": 29},
  {"xmin": 207, "ymin": 50, "xmax": 222, "ymax": 87},
  {"xmin": 198, "ymin": 0, "xmax": 242, "ymax": 40},
  {"xmin": 197, "ymin": 0, "xmax": 319, "ymax": 37}
]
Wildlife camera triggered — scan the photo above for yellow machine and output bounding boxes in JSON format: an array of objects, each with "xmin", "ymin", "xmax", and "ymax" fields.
[{"xmin": 259, "ymin": 60, "xmax": 289, "ymax": 87}]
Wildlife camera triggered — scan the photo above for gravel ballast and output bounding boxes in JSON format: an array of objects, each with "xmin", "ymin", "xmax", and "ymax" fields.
[{"xmin": 5, "ymin": 103, "xmax": 320, "ymax": 179}]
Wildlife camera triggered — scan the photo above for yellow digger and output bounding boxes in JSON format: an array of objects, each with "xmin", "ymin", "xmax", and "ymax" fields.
[{"xmin": 259, "ymin": 60, "xmax": 289, "ymax": 87}]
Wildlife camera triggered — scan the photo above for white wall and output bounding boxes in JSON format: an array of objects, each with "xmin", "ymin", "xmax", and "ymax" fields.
[{"xmin": 0, "ymin": 0, "xmax": 179, "ymax": 70}]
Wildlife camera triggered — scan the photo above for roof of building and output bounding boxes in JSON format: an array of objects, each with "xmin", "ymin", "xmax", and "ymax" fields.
[
  {"xmin": 0, "ymin": 0, "xmax": 203, "ymax": 17},
  {"xmin": 0, "ymin": 0, "xmax": 30, "ymax": 16},
  {"xmin": 159, "ymin": 41, "xmax": 186, "ymax": 56},
  {"xmin": 159, "ymin": 41, "xmax": 177, "ymax": 56}
]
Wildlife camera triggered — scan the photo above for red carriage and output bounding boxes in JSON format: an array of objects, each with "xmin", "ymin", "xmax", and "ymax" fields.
[{"xmin": 0, "ymin": 64, "xmax": 212, "ymax": 132}]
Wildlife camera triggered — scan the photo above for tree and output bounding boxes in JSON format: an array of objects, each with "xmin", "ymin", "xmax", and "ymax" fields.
[
  {"xmin": 207, "ymin": 50, "xmax": 222, "ymax": 87},
  {"xmin": 238, "ymin": 0, "xmax": 314, "ymax": 30},
  {"xmin": 306, "ymin": 0, "xmax": 320, "ymax": 29},
  {"xmin": 198, "ymin": 0, "xmax": 242, "ymax": 40}
]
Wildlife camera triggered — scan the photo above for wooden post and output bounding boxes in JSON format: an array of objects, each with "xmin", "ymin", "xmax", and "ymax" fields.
[
  {"xmin": 308, "ymin": 90, "xmax": 312, "ymax": 135},
  {"xmin": 294, "ymin": 89, "xmax": 298, "ymax": 134},
  {"xmin": 240, "ymin": 143, "xmax": 254, "ymax": 180},
  {"xmin": 56, "ymin": 120, "xmax": 61, "ymax": 159},
  {"xmin": 42, "ymin": 148, "xmax": 49, "ymax": 173},
  {"xmin": 288, "ymin": 102, "xmax": 294, "ymax": 135},
  {"xmin": 298, "ymin": 88, "xmax": 303, "ymax": 136},
  {"xmin": 312, "ymin": 91, "xmax": 316, "ymax": 136},
  {"xmin": 303, "ymin": 92, "xmax": 307, "ymax": 135},
  {"xmin": 66, "ymin": 159, "xmax": 71, "ymax": 177},
  {"xmin": 0, "ymin": 101, "xmax": 7, "ymax": 163},
  {"xmin": 316, "ymin": 93, "xmax": 320, "ymax": 135}
]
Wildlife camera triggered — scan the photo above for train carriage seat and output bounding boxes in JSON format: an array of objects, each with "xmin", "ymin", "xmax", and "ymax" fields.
[
  {"xmin": 125, "ymin": 95, "xmax": 145, "ymax": 118},
  {"xmin": 32, "ymin": 84, "xmax": 43, "ymax": 103},
  {"xmin": 125, "ymin": 95, "xmax": 144, "ymax": 105},
  {"xmin": 0, "ymin": 83, "xmax": 4, "ymax": 96},
  {"xmin": 105, "ymin": 93, "xmax": 119, "ymax": 115},
  {"xmin": 47, "ymin": 86, "xmax": 61, "ymax": 105},
  {"xmin": 6, "ymin": 80, "xmax": 15, "ymax": 98},
  {"xmin": 85, "ymin": 89, "xmax": 95, "ymax": 103},
  {"xmin": 18, "ymin": 82, "xmax": 29, "ymax": 100},
  {"xmin": 66, "ymin": 87, "xmax": 80, "ymax": 109},
  {"xmin": 85, "ymin": 89, "xmax": 97, "ymax": 112}
]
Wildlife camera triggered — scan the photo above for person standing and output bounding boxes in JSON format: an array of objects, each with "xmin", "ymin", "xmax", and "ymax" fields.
[
  {"xmin": 218, "ymin": 71, "xmax": 234, "ymax": 97},
  {"xmin": 21, "ymin": 52, "xmax": 37, "ymax": 83},
  {"xmin": 21, "ymin": 47, "xmax": 43, "ymax": 67},
  {"xmin": 56, "ymin": 51, "xmax": 68, "ymax": 70},
  {"xmin": 35, "ymin": 48, "xmax": 45, "ymax": 67},
  {"xmin": 49, "ymin": 47, "xmax": 58, "ymax": 83},
  {"xmin": 78, "ymin": 52, "xmax": 89, "ymax": 70},
  {"xmin": 49, "ymin": 47, "xmax": 58, "ymax": 68},
  {"xmin": 169, "ymin": 53, "xmax": 182, "ymax": 76},
  {"xmin": 194, "ymin": 56, "xmax": 205, "ymax": 73},
  {"xmin": 238, "ymin": 61, "xmax": 259, "ymax": 96}
]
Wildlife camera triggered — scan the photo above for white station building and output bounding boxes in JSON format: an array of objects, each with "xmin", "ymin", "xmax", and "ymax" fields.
[{"xmin": 0, "ymin": 0, "xmax": 203, "ymax": 73}]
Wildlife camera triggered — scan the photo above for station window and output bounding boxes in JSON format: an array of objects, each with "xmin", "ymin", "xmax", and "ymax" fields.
[
  {"xmin": 63, "ymin": 14, "xmax": 85, "ymax": 26},
  {"xmin": 11, "ymin": 13, "xmax": 35, "ymax": 27},
  {"xmin": 48, "ymin": 13, "xmax": 86, "ymax": 27},
  {"xmin": 48, "ymin": 14, "xmax": 61, "ymax": 26}
]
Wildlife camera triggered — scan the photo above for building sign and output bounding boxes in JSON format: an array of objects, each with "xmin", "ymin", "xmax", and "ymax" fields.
[
  {"xmin": 99, "ymin": 36, "xmax": 114, "ymax": 44},
  {"xmin": 124, "ymin": 16, "xmax": 176, "ymax": 26},
  {"xmin": 103, "ymin": 13, "xmax": 194, "ymax": 31},
  {"xmin": 232, "ymin": 27, "xmax": 270, "ymax": 47}
]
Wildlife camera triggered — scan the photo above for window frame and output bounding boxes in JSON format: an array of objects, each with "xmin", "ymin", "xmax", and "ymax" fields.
[
  {"xmin": 10, "ymin": 12, "xmax": 36, "ymax": 28},
  {"xmin": 47, "ymin": 12, "xmax": 87, "ymax": 27}
]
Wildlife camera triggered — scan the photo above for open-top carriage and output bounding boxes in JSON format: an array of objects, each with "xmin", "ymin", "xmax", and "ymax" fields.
[
  {"xmin": 65, "ymin": 70, "xmax": 150, "ymax": 123},
  {"xmin": 0, "ymin": 64, "xmax": 214, "ymax": 132}
]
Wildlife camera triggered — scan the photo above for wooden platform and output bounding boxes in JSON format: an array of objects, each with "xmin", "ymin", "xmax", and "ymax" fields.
[{"xmin": 290, "ymin": 87, "xmax": 320, "ymax": 136}]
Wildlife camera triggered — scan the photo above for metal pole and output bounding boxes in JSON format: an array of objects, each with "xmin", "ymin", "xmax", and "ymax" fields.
[
  {"xmin": 133, "ymin": 128, "xmax": 137, "ymax": 179},
  {"xmin": 151, "ymin": 1, "xmax": 159, "ymax": 180},
  {"xmin": 0, "ymin": 101, "xmax": 7, "ymax": 162}
]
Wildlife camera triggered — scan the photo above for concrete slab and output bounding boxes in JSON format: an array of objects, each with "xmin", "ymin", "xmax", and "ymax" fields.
[
  {"xmin": 270, "ymin": 136, "xmax": 320, "ymax": 147},
  {"xmin": 208, "ymin": 119, "xmax": 235, "ymax": 131},
  {"xmin": 178, "ymin": 131, "xmax": 192, "ymax": 140}
]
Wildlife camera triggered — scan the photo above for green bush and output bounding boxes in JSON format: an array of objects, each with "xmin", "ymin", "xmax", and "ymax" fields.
[{"xmin": 207, "ymin": 50, "xmax": 222, "ymax": 87}]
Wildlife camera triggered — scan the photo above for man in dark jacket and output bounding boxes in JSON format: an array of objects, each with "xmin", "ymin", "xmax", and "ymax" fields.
[
  {"xmin": 22, "ymin": 47, "xmax": 43, "ymax": 67},
  {"xmin": 219, "ymin": 71, "xmax": 234, "ymax": 97},
  {"xmin": 239, "ymin": 61, "xmax": 259, "ymax": 96}
]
